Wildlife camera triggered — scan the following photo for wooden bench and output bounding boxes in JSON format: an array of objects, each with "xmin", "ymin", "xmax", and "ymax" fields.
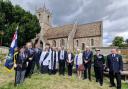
[{"xmin": 104, "ymin": 63, "xmax": 128, "ymax": 81}]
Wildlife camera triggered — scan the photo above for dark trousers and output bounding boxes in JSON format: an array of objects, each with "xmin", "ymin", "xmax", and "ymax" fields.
[
  {"xmin": 67, "ymin": 63, "xmax": 73, "ymax": 76},
  {"xmin": 35, "ymin": 60, "xmax": 40, "ymax": 71},
  {"xmin": 94, "ymin": 67, "xmax": 103, "ymax": 85},
  {"xmin": 59, "ymin": 60, "xmax": 65, "ymax": 75},
  {"xmin": 15, "ymin": 70, "xmax": 26, "ymax": 85},
  {"xmin": 109, "ymin": 71, "xmax": 121, "ymax": 89},
  {"xmin": 84, "ymin": 63, "xmax": 91, "ymax": 80},
  {"xmin": 48, "ymin": 69, "xmax": 57, "ymax": 75},
  {"xmin": 25, "ymin": 61, "xmax": 35, "ymax": 78},
  {"xmin": 41, "ymin": 65, "xmax": 49, "ymax": 74}
]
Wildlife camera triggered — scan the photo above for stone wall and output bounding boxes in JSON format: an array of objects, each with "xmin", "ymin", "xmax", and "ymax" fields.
[
  {"xmin": 0, "ymin": 46, "xmax": 9, "ymax": 54},
  {"xmin": 48, "ymin": 38, "xmax": 68, "ymax": 48},
  {"xmin": 74, "ymin": 36, "xmax": 102, "ymax": 50}
]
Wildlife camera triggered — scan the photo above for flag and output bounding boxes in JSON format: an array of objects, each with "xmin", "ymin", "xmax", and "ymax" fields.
[{"xmin": 4, "ymin": 26, "xmax": 18, "ymax": 72}]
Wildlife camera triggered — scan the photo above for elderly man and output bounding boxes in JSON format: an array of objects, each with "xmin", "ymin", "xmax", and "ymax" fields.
[
  {"xmin": 39, "ymin": 43, "xmax": 51, "ymax": 74},
  {"xmin": 25, "ymin": 42, "xmax": 35, "ymax": 78},
  {"xmin": 83, "ymin": 46, "xmax": 93, "ymax": 81},
  {"xmin": 58, "ymin": 46, "xmax": 67, "ymax": 76},
  {"xmin": 34, "ymin": 43, "xmax": 42, "ymax": 72},
  {"xmin": 107, "ymin": 49, "xmax": 123, "ymax": 89},
  {"xmin": 49, "ymin": 47, "xmax": 57, "ymax": 75}
]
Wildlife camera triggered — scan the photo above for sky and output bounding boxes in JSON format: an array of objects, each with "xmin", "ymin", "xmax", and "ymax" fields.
[{"xmin": 10, "ymin": 0, "xmax": 128, "ymax": 46}]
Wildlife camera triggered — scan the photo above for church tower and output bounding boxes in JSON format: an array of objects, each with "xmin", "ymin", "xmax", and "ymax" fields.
[{"xmin": 36, "ymin": 5, "xmax": 52, "ymax": 48}]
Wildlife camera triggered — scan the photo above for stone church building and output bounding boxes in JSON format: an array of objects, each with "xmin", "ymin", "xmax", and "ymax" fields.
[{"xmin": 33, "ymin": 6, "xmax": 103, "ymax": 51}]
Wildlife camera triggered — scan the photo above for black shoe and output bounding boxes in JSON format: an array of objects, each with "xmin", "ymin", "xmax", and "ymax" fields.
[
  {"xmin": 117, "ymin": 88, "xmax": 121, "ymax": 89},
  {"xmin": 96, "ymin": 80, "xmax": 98, "ymax": 82},
  {"xmin": 100, "ymin": 83, "xmax": 103, "ymax": 86}
]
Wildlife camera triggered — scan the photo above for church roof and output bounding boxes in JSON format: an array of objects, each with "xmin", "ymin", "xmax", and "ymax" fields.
[{"xmin": 44, "ymin": 21, "xmax": 102, "ymax": 39}]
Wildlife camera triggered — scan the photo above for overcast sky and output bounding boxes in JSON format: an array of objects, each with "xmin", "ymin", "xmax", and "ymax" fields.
[{"xmin": 10, "ymin": 0, "xmax": 128, "ymax": 46}]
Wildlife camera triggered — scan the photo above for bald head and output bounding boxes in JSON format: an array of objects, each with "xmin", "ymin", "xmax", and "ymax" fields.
[
  {"xmin": 85, "ymin": 46, "xmax": 90, "ymax": 51},
  {"xmin": 111, "ymin": 49, "xmax": 117, "ymax": 54},
  {"xmin": 26, "ymin": 42, "xmax": 32, "ymax": 49}
]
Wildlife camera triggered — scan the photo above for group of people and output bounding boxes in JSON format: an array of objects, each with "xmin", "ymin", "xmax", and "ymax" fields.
[{"xmin": 13, "ymin": 42, "xmax": 123, "ymax": 89}]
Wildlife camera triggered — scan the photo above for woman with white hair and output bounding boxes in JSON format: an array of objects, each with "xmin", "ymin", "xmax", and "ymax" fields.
[{"xmin": 75, "ymin": 48, "xmax": 84, "ymax": 79}]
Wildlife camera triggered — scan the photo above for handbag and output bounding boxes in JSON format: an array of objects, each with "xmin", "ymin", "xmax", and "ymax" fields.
[{"xmin": 78, "ymin": 64, "xmax": 85, "ymax": 71}]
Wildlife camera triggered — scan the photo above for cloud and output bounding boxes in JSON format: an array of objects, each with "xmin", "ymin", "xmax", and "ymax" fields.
[{"xmin": 10, "ymin": 0, "xmax": 128, "ymax": 46}]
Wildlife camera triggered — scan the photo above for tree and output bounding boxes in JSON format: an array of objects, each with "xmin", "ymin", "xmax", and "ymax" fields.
[
  {"xmin": 112, "ymin": 36, "xmax": 124, "ymax": 47},
  {"xmin": 0, "ymin": 0, "xmax": 41, "ymax": 47}
]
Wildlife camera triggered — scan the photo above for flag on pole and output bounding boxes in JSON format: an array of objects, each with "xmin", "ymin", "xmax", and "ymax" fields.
[{"xmin": 4, "ymin": 26, "xmax": 18, "ymax": 72}]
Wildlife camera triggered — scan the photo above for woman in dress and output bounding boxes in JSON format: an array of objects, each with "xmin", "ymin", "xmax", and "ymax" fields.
[{"xmin": 75, "ymin": 49, "xmax": 84, "ymax": 79}]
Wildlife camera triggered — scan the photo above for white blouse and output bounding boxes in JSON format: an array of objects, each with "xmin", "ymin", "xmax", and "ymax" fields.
[{"xmin": 75, "ymin": 53, "xmax": 83, "ymax": 65}]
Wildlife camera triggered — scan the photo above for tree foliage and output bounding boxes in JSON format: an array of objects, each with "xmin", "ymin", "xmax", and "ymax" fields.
[
  {"xmin": 112, "ymin": 36, "xmax": 124, "ymax": 47},
  {"xmin": 0, "ymin": 0, "xmax": 41, "ymax": 47}
]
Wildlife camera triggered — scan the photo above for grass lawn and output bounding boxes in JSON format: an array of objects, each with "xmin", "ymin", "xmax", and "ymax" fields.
[
  {"xmin": 0, "ymin": 52, "xmax": 128, "ymax": 89},
  {"xmin": 0, "ymin": 65, "xmax": 128, "ymax": 89}
]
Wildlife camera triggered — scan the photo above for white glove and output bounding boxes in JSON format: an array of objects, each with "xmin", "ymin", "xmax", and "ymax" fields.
[
  {"xmin": 14, "ymin": 64, "xmax": 17, "ymax": 68},
  {"xmin": 29, "ymin": 58, "xmax": 32, "ymax": 60}
]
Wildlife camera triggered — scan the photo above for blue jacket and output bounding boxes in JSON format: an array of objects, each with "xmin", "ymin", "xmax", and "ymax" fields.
[
  {"xmin": 107, "ymin": 54, "xmax": 123, "ymax": 73},
  {"xmin": 34, "ymin": 48, "xmax": 42, "ymax": 63},
  {"xmin": 83, "ymin": 51, "xmax": 93, "ymax": 63}
]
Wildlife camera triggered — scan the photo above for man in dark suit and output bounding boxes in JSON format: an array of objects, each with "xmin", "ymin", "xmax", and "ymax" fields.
[
  {"xmin": 58, "ymin": 46, "xmax": 67, "ymax": 76},
  {"xmin": 34, "ymin": 43, "xmax": 42, "ymax": 72},
  {"xmin": 14, "ymin": 47, "xmax": 28, "ymax": 86},
  {"xmin": 25, "ymin": 42, "xmax": 35, "ymax": 78},
  {"xmin": 94, "ymin": 49, "xmax": 105, "ymax": 86},
  {"xmin": 107, "ymin": 49, "xmax": 123, "ymax": 89},
  {"xmin": 83, "ymin": 46, "xmax": 93, "ymax": 81}
]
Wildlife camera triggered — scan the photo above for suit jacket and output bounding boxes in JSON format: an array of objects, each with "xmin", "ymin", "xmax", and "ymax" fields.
[
  {"xmin": 58, "ymin": 50, "xmax": 67, "ymax": 61},
  {"xmin": 16, "ymin": 52, "xmax": 28, "ymax": 71},
  {"xmin": 94, "ymin": 54, "xmax": 105, "ymax": 68},
  {"xmin": 66, "ymin": 53, "xmax": 74, "ymax": 65},
  {"xmin": 107, "ymin": 54, "xmax": 123, "ymax": 73},
  {"xmin": 34, "ymin": 48, "xmax": 42, "ymax": 63},
  {"xmin": 83, "ymin": 51, "xmax": 93, "ymax": 64},
  {"xmin": 26, "ymin": 48, "xmax": 35, "ymax": 62}
]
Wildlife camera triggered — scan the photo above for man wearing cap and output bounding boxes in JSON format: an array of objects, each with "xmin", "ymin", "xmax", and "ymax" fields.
[
  {"xmin": 83, "ymin": 46, "xmax": 93, "ymax": 81},
  {"xmin": 107, "ymin": 49, "xmax": 123, "ymax": 89},
  {"xmin": 94, "ymin": 49, "xmax": 105, "ymax": 86}
]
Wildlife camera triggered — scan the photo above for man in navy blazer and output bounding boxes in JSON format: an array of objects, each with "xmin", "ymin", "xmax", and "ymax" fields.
[
  {"xmin": 107, "ymin": 49, "xmax": 123, "ymax": 89},
  {"xmin": 34, "ymin": 43, "xmax": 42, "ymax": 71},
  {"xmin": 58, "ymin": 46, "xmax": 67, "ymax": 76},
  {"xmin": 83, "ymin": 46, "xmax": 93, "ymax": 81}
]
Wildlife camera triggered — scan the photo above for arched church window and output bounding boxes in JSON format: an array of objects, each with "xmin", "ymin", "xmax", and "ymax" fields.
[
  {"xmin": 40, "ymin": 41, "xmax": 43, "ymax": 49},
  {"xmin": 52, "ymin": 40, "xmax": 56, "ymax": 47},
  {"xmin": 82, "ymin": 43, "xmax": 85, "ymax": 50},
  {"xmin": 48, "ymin": 15, "xmax": 50, "ymax": 21},
  {"xmin": 76, "ymin": 40, "xmax": 79, "ymax": 46},
  {"xmin": 60, "ymin": 39, "xmax": 65, "ymax": 47},
  {"xmin": 39, "ymin": 13, "xmax": 41, "ymax": 17},
  {"xmin": 91, "ymin": 39, "xmax": 94, "ymax": 46}
]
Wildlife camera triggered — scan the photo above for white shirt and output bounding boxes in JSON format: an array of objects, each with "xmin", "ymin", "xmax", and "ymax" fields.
[
  {"xmin": 68, "ymin": 53, "xmax": 72, "ymax": 62},
  {"xmin": 75, "ymin": 53, "xmax": 83, "ymax": 65},
  {"xmin": 39, "ymin": 51, "xmax": 51, "ymax": 66},
  {"xmin": 60, "ymin": 50, "xmax": 64, "ymax": 60},
  {"xmin": 56, "ymin": 51, "xmax": 58, "ymax": 62}
]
